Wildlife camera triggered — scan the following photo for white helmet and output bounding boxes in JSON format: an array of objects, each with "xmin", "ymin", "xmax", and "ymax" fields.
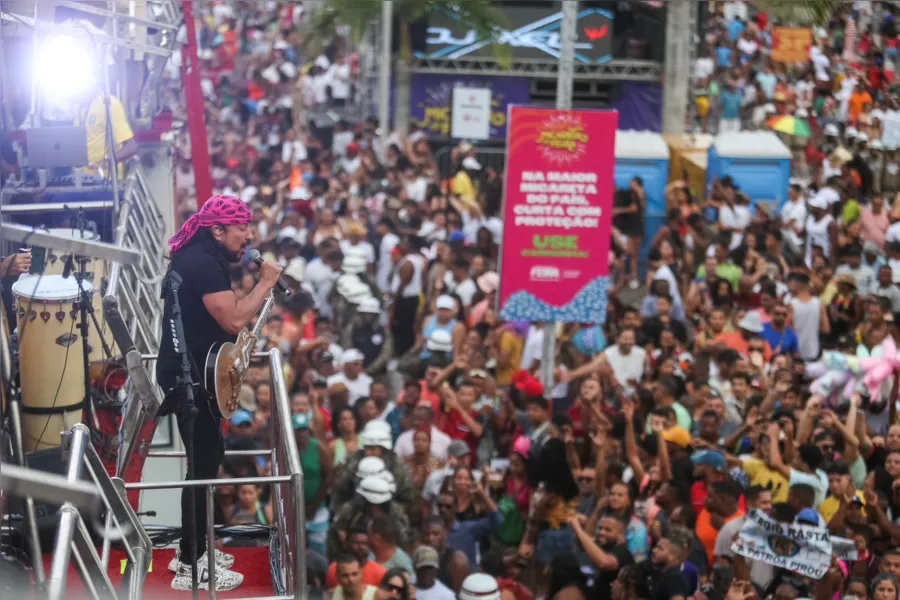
[
  {"xmin": 356, "ymin": 456, "xmax": 387, "ymax": 481},
  {"xmin": 356, "ymin": 475, "xmax": 393, "ymax": 504},
  {"xmin": 458, "ymin": 574, "xmax": 501, "ymax": 600},
  {"xmin": 336, "ymin": 274, "xmax": 361, "ymax": 294},
  {"xmin": 361, "ymin": 421, "xmax": 393, "ymax": 451},
  {"xmin": 358, "ymin": 297, "xmax": 381, "ymax": 314},
  {"xmin": 342, "ymin": 255, "xmax": 368, "ymax": 275},
  {"xmin": 355, "ymin": 457, "xmax": 397, "ymax": 493}
]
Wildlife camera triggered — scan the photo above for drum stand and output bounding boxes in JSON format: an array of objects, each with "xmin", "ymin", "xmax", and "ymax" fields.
[
  {"xmin": 66, "ymin": 255, "xmax": 114, "ymax": 444},
  {"xmin": 162, "ymin": 271, "xmax": 200, "ymax": 600}
]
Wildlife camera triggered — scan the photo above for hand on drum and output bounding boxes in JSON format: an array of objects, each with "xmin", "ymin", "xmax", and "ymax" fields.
[{"xmin": 2, "ymin": 251, "xmax": 31, "ymax": 277}]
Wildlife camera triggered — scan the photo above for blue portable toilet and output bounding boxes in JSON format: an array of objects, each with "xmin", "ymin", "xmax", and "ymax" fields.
[
  {"xmin": 614, "ymin": 130, "xmax": 670, "ymax": 270},
  {"xmin": 707, "ymin": 131, "xmax": 792, "ymax": 211}
]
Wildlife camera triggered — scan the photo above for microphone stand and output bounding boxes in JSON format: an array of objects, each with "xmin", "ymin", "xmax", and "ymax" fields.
[
  {"xmin": 163, "ymin": 271, "xmax": 200, "ymax": 599},
  {"xmin": 65, "ymin": 255, "xmax": 113, "ymax": 447}
]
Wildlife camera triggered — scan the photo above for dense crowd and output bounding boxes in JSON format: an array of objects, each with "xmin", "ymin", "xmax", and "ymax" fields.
[{"xmin": 161, "ymin": 1, "xmax": 900, "ymax": 600}]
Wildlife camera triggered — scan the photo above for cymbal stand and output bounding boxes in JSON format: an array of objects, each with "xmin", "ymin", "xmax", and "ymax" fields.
[{"xmin": 65, "ymin": 254, "xmax": 113, "ymax": 444}]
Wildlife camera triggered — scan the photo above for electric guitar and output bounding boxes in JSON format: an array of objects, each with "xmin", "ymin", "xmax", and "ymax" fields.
[{"xmin": 204, "ymin": 292, "xmax": 275, "ymax": 418}]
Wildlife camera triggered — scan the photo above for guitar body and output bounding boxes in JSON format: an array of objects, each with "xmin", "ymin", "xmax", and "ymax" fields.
[
  {"xmin": 204, "ymin": 291, "xmax": 275, "ymax": 420},
  {"xmin": 205, "ymin": 341, "xmax": 242, "ymax": 419}
]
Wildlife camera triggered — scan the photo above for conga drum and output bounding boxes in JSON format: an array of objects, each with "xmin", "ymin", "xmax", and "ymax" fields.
[
  {"xmin": 13, "ymin": 275, "xmax": 90, "ymax": 452},
  {"xmin": 39, "ymin": 228, "xmax": 111, "ymax": 361}
]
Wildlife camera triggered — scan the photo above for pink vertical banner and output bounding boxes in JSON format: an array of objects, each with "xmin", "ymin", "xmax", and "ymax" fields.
[{"xmin": 498, "ymin": 106, "xmax": 618, "ymax": 323}]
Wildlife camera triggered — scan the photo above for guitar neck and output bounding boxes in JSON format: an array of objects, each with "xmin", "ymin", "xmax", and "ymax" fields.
[{"xmin": 250, "ymin": 292, "xmax": 276, "ymax": 341}]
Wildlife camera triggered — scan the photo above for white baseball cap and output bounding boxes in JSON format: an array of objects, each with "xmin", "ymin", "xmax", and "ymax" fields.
[
  {"xmin": 435, "ymin": 295, "xmax": 456, "ymax": 311},
  {"xmin": 340, "ymin": 348, "xmax": 365, "ymax": 365},
  {"xmin": 824, "ymin": 123, "xmax": 840, "ymax": 136},
  {"xmin": 810, "ymin": 187, "xmax": 839, "ymax": 209}
]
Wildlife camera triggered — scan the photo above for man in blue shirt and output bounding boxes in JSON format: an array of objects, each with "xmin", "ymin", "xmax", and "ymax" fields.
[
  {"xmin": 435, "ymin": 488, "xmax": 502, "ymax": 567},
  {"xmin": 715, "ymin": 42, "xmax": 733, "ymax": 69},
  {"xmin": 719, "ymin": 80, "xmax": 743, "ymax": 133},
  {"xmin": 761, "ymin": 304, "xmax": 800, "ymax": 355},
  {"xmin": 727, "ymin": 18, "xmax": 745, "ymax": 42},
  {"xmin": 756, "ymin": 64, "xmax": 777, "ymax": 100}
]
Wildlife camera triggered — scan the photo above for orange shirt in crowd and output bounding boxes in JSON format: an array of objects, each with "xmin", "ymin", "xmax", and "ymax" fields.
[
  {"xmin": 713, "ymin": 331, "xmax": 772, "ymax": 362},
  {"xmin": 696, "ymin": 508, "xmax": 744, "ymax": 568},
  {"xmin": 326, "ymin": 560, "xmax": 386, "ymax": 590},
  {"xmin": 849, "ymin": 90, "xmax": 873, "ymax": 122}
]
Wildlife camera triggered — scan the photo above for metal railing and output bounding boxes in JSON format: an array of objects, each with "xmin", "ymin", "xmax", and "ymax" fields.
[
  {"xmin": 123, "ymin": 349, "xmax": 306, "ymax": 599},
  {"xmin": 105, "ymin": 164, "xmax": 168, "ymax": 357},
  {"xmin": 44, "ymin": 423, "xmax": 153, "ymax": 600}
]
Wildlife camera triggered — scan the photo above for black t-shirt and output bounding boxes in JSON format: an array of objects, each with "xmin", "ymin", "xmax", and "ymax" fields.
[
  {"xmin": 592, "ymin": 543, "xmax": 634, "ymax": 600},
  {"xmin": 652, "ymin": 566, "xmax": 688, "ymax": 600},
  {"xmin": 613, "ymin": 190, "xmax": 643, "ymax": 236},
  {"xmin": 156, "ymin": 234, "xmax": 235, "ymax": 400}
]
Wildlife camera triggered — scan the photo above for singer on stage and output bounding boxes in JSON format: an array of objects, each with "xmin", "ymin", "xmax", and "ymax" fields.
[{"xmin": 156, "ymin": 195, "xmax": 282, "ymax": 591}]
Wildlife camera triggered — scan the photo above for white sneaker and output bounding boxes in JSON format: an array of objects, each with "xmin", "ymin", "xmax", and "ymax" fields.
[
  {"xmin": 168, "ymin": 548, "xmax": 235, "ymax": 573},
  {"xmin": 171, "ymin": 561, "xmax": 244, "ymax": 592}
]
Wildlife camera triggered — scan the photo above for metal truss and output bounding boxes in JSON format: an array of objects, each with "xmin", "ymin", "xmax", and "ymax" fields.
[{"xmin": 411, "ymin": 57, "xmax": 662, "ymax": 81}]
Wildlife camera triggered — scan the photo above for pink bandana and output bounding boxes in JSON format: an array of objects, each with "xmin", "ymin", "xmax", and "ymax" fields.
[{"xmin": 169, "ymin": 195, "xmax": 251, "ymax": 254}]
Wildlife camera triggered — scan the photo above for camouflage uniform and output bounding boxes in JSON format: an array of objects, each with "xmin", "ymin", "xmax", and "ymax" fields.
[
  {"xmin": 326, "ymin": 498, "xmax": 411, "ymax": 559},
  {"xmin": 331, "ymin": 449, "xmax": 414, "ymax": 512}
]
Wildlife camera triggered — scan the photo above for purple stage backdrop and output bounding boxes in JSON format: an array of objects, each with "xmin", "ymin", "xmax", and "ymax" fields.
[
  {"xmin": 409, "ymin": 74, "xmax": 531, "ymax": 139},
  {"xmin": 611, "ymin": 82, "xmax": 663, "ymax": 133}
]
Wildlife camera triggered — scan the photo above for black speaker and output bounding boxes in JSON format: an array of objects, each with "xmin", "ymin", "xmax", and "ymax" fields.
[{"xmin": 4, "ymin": 446, "xmax": 99, "ymax": 551}]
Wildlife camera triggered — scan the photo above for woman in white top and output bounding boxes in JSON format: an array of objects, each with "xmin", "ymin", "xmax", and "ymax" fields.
[{"xmin": 804, "ymin": 192, "xmax": 839, "ymax": 267}]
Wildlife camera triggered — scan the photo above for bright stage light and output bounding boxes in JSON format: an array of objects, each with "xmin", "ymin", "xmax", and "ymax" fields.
[{"xmin": 37, "ymin": 34, "xmax": 96, "ymax": 98}]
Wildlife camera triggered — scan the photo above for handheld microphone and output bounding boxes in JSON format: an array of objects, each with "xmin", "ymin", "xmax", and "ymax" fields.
[{"xmin": 248, "ymin": 249, "xmax": 291, "ymax": 296}]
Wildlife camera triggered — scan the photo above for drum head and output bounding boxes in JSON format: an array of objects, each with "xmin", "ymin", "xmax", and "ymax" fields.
[
  {"xmin": 45, "ymin": 228, "xmax": 101, "ymax": 242},
  {"xmin": 12, "ymin": 274, "xmax": 91, "ymax": 301}
]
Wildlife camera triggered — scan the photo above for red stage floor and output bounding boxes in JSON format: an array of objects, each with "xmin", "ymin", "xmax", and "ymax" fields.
[{"xmin": 39, "ymin": 547, "xmax": 274, "ymax": 598}]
